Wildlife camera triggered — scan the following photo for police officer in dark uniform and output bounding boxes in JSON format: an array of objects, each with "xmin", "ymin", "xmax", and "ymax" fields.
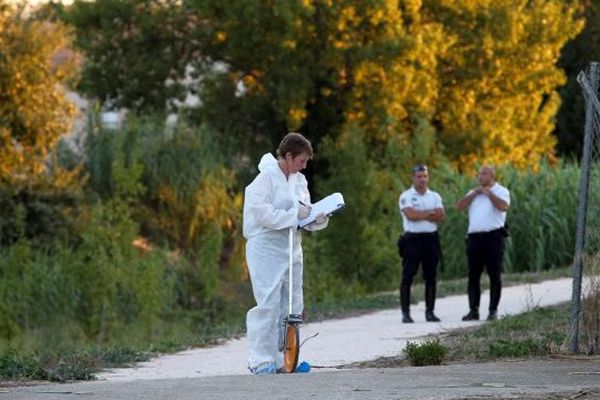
[
  {"xmin": 398, "ymin": 165, "xmax": 445, "ymax": 323},
  {"xmin": 457, "ymin": 165, "xmax": 510, "ymax": 321}
]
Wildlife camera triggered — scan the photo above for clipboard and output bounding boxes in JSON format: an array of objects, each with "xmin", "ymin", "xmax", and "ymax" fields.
[{"xmin": 298, "ymin": 192, "xmax": 345, "ymax": 228}]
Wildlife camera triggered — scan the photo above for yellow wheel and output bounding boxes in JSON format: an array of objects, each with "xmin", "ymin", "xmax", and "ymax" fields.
[{"xmin": 282, "ymin": 323, "xmax": 299, "ymax": 373}]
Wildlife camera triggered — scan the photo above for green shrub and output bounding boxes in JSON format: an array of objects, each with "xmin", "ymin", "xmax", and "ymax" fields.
[
  {"xmin": 0, "ymin": 187, "xmax": 83, "ymax": 247},
  {"xmin": 40, "ymin": 352, "xmax": 97, "ymax": 382},
  {"xmin": 0, "ymin": 349, "xmax": 46, "ymax": 380},
  {"xmin": 89, "ymin": 345, "xmax": 149, "ymax": 367},
  {"xmin": 83, "ymin": 115, "xmax": 244, "ymax": 312},
  {"xmin": 0, "ymin": 155, "xmax": 179, "ymax": 347},
  {"xmin": 404, "ymin": 339, "xmax": 448, "ymax": 366}
]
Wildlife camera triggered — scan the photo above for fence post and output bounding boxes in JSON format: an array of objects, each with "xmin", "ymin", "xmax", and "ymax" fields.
[{"xmin": 569, "ymin": 61, "xmax": 599, "ymax": 354}]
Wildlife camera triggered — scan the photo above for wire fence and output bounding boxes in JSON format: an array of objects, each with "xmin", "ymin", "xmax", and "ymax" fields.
[{"xmin": 570, "ymin": 61, "xmax": 600, "ymax": 353}]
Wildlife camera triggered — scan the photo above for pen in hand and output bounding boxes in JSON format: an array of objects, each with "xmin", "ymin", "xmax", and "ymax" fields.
[{"xmin": 297, "ymin": 200, "xmax": 312, "ymax": 221}]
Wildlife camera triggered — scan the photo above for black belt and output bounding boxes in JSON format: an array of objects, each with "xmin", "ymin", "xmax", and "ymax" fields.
[
  {"xmin": 405, "ymin": 231, "xmax": 438, "ymax": 238},
  {"xmin": 468, "ymin": 228, "xmax": 504, "ymax": 238}
]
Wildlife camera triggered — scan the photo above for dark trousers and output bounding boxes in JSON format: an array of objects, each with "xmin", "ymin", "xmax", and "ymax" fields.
[
  {"xmin": 466, "ymin": 229, "xmax": 505, "ymax": 312},
  {"xmin": 400, "ymin": 232, "xmax": 440, "ymax": 312}
]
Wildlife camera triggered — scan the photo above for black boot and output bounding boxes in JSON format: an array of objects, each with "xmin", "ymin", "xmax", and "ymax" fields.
[
  {"xmin": 462, "ymin": 309, "xmax": 480, "ymax": 321},
  {"xmin": 400, "ymin": 285, "xmax": 414, "ymax": 323},
  {"xmin": 425, "ymin": 284, "xmax": 441, "ymax": 322},
  {"xmin": 425, "ymin": 310, "xmax": 440, "ymax": 322}
]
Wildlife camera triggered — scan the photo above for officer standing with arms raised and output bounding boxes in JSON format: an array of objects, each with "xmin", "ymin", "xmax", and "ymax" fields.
[
  {"xmin": 457, "ymin": 165, "xmax": 510, "ymax": 321},
  {"xmin": 398, "ymin": 165, "xmax": 445, "ymax": 323}
]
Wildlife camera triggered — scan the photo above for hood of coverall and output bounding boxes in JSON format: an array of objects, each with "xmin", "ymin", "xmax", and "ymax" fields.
[{"xmin": 257, "ymin": 153, "xmax": 279, "ymax": 174}]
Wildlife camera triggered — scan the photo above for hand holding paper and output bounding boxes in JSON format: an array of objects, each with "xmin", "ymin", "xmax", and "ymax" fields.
[
  {"xmin": 314, "ymin": 213, "xmax": 328, "ymax": 225},
  {"xmin": 298, "ymin": 192, "xmax": 344, "ymax": 228}
]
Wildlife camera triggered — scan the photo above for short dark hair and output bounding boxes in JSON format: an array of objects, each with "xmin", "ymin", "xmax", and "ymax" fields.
[
  {"xmin": 277, "ymin": 132, "xmax": 313, "ymax": 159},
  {"xmin": 412, "ymin": 164, "xmax": 428, "ymax": 175}
]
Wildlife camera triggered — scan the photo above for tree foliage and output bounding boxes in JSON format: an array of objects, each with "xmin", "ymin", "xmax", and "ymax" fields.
[
  {"xmin": 63, "ymin": 0, "xmax": 583, "ymax": 171},
  {"xmin": 0, "ymin": 1, "xmax": 80, "ymax": 189},
  {"xmin": 63, "ymin": 0, "xmax": 192, "ymax": 113},
  {"xmin": 0, "ymin": 2, "xmax": 84, "ymax": 246},
  {"xmin": 174, "ymin": 0, "xmax": 452, "ymax": 164},
  {"xmin": 428, "ymin": 0, "xmax": 583, "ymax": 170}
]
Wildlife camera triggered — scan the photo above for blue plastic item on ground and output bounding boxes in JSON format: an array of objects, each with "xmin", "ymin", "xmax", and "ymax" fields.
[{"xmin": 296, "ymin": 361, "xmax": 310, "ymax": 373}]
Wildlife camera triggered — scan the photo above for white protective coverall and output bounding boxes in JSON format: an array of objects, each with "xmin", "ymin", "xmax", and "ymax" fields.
[{"xmin": 243, "ymin": 153, "xmax": 328, "ymax": 373}]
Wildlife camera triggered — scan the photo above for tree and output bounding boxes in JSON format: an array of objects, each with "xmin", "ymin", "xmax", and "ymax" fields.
[
  {"xmin": 0, "ymin": 1, "xmax": 80, "ymax": 189},
  {"xmin": 428, "ymin": 0, "xmax": 583, "ymax": 170},
  {"xmin": 63, "ymin": 0, "xmax": 583, "ymax": 172},
  {"xmin": 63, "ymin": 0, "xmax": 192, "ymax": 113},
  {"xmin": 193, "ymin": 0, "xmax": 583, "ymax": 171},
  {"xmin": 186, "ymin": 0, "xmax": 452, "ymax": 177},
  {"xmin": 0, "ymin": 2, "xmax": 83, "ymax": 246}
]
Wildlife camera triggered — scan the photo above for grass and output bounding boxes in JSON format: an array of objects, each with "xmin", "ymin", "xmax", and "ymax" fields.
[
  {"xmin": 443, "ymin": 302, "xmax": 569, "ymax": 362},
  {"xmin": 0, "ymin": 267, "xmax": 572, "ymax": 383},
  {"xmin": 0, "ymin": 350, "xmax": 97, "ymax": 383},
  {"xmin": 0, "ymin": 317, "xmax": 247, "ymax": 384},
  {"xmin": 348, "ymin": 302, "xmax": 570, "ymax": 370}
]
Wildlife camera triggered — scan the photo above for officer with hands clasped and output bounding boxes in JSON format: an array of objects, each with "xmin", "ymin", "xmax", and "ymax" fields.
[
  {"xmin": 456, "ymin": 165, "xmax": 510, "ymax": 322},
  {"xmin": 398, "ymin": 165, "xmax": 445, "ymax": 323}
]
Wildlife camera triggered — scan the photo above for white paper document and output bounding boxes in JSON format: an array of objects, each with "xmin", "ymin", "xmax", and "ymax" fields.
[{"xmin": 298, "ymin": 192, "xmax": 345, "ymax": 228}]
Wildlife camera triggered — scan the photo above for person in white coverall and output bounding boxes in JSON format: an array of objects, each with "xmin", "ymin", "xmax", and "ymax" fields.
[{"xmin": 243, "ymin": 132, "xmax": 329, "ymax": 375}]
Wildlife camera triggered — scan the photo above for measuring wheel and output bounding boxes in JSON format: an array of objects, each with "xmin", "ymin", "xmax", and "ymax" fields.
[{"xmin": 283, "ymin": 322, "xmax": 300, "ymax": 373}]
